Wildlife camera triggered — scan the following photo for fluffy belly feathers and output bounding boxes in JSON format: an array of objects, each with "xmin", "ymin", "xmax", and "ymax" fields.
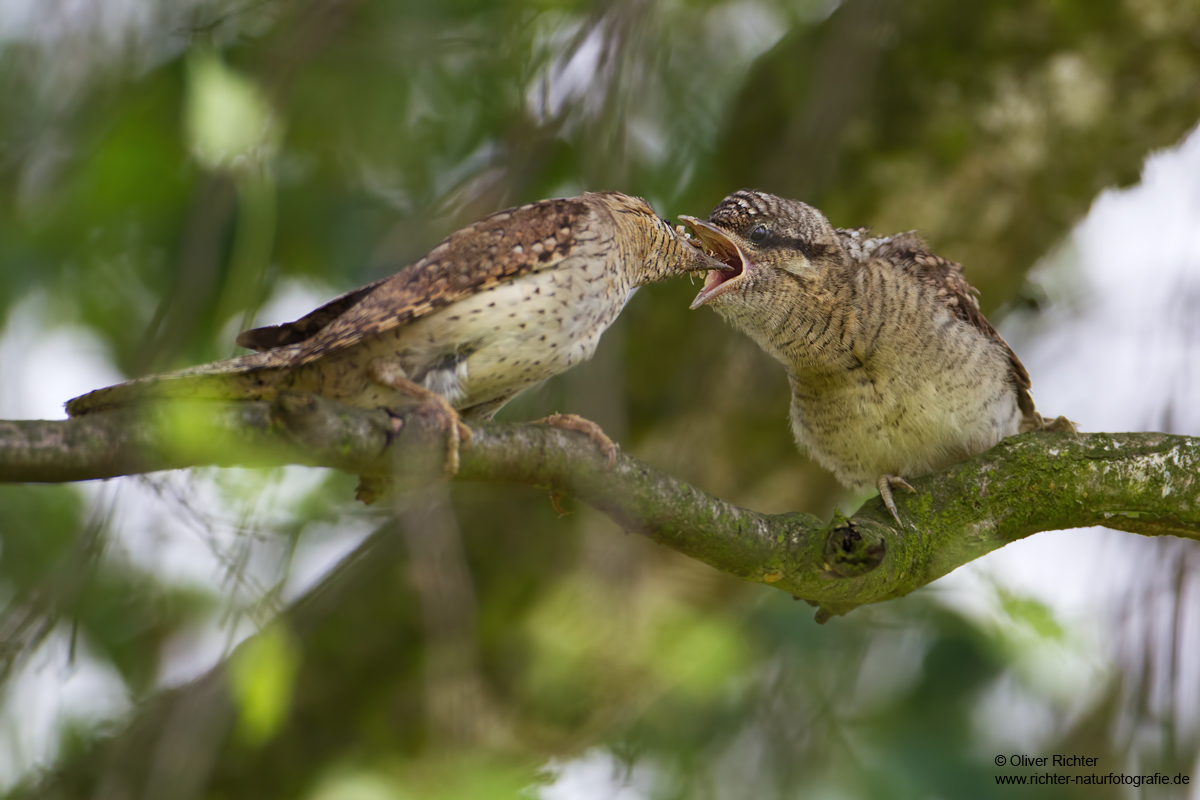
[{"xmin": 789, "ymin": 343, "xmax": 1023, "ymax": 488}]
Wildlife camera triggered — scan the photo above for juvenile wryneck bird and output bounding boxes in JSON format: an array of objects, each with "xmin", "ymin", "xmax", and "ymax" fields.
[{"xmin": 679, "ymin": 189, "xmax": 1072, "ymax": 524}]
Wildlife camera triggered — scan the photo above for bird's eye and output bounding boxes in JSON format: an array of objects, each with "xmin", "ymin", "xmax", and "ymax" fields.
[{"xmin": 748, "ymin": 224, "xmax": 769, "ymax": 243}]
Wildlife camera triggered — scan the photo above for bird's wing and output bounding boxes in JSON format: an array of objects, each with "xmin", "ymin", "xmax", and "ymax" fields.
[
  {"xmin": 241, "ymin": 195, "xmax": 598, "ymax": 368},
  {"xmin": 872, "ymin": 233, "xmax": 1034, "ymax": 416},
  {"xmin": 236, "ymin": 278, "xmax": 391, "ymax": 351}
]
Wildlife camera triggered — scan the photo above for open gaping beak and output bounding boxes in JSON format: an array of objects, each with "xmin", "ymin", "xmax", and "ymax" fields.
[{"xmin": 676, "ymin": 216, "xmax": 750, "ymax": 310}]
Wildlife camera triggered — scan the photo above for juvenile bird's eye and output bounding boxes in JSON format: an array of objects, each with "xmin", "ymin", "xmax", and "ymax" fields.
[{"xmin": 748, "ymin": 224, "xmax": 769, "ymax": 243}]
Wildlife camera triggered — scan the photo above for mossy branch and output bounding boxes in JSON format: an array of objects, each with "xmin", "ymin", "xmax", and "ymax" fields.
[{"xmin": 1, "ymin": 392, "xmax": 1197, "ymax": 620}]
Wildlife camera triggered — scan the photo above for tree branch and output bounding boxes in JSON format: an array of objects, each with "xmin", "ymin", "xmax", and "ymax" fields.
[{"xmin": 1, "ymin": 392, "xmax": 1197, "ymax": 620}]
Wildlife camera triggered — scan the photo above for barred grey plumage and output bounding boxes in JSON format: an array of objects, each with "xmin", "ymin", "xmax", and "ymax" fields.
[{"xmin": 679, "ymin": 189, "xmax": 1073, "ymax": 524}]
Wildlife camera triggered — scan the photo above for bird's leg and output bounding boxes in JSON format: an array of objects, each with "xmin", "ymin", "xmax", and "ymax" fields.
[
  {"xmin": 877, "ymin": 473, "xmax": 916, "ymax": 527},
  {"xmin": 368, "ymin": 359, "xmax": 473, "ymax": 478},
  {"xmin": 1022, "ymin": 412, "xmax": 1079, "ymax": 434},
  {"xmin": 1041, "ymin": 414, "xmax": 1078, "ymax": 433},
  {"xmin": 533, "ymin": 413, "xmax": 618, "ymax": 470}
]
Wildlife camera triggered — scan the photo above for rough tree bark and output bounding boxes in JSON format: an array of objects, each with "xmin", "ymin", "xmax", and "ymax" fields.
[{"xmin": 2, "ymin": 391, "xmax": 1197, "ymax": 621}]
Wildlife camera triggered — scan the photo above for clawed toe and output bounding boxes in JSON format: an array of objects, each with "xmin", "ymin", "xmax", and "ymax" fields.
[
  {"xmin": 420, "ymin": 396, "xmax": 470, "ymax": 476},
  {"xmin": 1041, "ymin": 414, "xmax": 1077, "ymax": 433},
  {"xmin": 358, "ymin": 398, "xmax": 467, "ymax": 503},
  {"xmin": 1025, "ymin": 412, "xmax": 1079, "ymax": 434},
  {"xmin": 535, "ymin": 413, "xmax": 618, "ymax": 470},
  {"xmin": 368, "ymin": 359, "xmax": 470, "ymax": 478},
  {"xmin": 397, "ymin": 394, "xmax": 471, "ymax": 478},
  {"xmin": 877, "ymin": 473, "xmax": 916, "ymax": 527}
]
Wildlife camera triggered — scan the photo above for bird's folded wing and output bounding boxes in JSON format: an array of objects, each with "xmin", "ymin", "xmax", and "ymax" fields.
[
  {"xmin": 248, "ymin": 196, "xmax": 595, "ymax": 368},
  {"xmin": 873, "ymin": 232, "xmax": 1035, "ymax": 415}
]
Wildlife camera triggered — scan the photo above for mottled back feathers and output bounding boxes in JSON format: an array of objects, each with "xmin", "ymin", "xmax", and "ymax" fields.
[
  {"xmin": 239, "ymin": 196, "xmax": 591, "ymax": 366},
  {"xmin": 838, "ymin": 228, "xmax": 1034, "ymax": 415}
]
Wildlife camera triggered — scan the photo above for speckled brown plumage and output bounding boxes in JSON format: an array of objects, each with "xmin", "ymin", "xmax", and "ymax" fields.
[
  {"xmin": 238, "ymin": 197, "xmax": 594, "ymax": 363},
  {"xmin": 67, "ymin": 192, "xmax": 721, "ymax": 427},
  {"xmin": 679, "ymin": 189, "xmax": 1071, "ymax": 523}
]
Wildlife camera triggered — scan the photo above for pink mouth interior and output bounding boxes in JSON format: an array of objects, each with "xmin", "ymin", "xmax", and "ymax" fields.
[
  {"xmin": 692, "ymin": 229, "xmax": 744, "ymax": 295},
  {"xmin": 704, "ymin": 264, "xmax": 739, "ymax": 291}
]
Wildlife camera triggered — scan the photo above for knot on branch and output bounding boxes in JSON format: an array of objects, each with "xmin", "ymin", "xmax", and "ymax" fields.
[{"xmin": 823, "ymin": 517, "xmax": 886, "ymax": 578}]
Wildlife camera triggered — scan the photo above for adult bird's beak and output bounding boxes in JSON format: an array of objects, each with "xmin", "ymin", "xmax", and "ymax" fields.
[
  {"xmin": 668, "ymin": 219, "xmax": 727, "ymax": 276},
  {"xmin": 677, "ymin": 216, "xmax": 750, "ymax": 310}
]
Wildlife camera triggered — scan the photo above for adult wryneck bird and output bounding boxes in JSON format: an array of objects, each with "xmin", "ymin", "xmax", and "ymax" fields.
[{"xmin": 67, "ymin": 191, "xmax": 725, "ymax": 500}]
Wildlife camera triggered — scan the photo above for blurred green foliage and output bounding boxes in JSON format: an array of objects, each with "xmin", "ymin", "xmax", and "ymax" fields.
[{"xmin": 1, "ymin": 0, "xmax": 1199, "ymax": 797}]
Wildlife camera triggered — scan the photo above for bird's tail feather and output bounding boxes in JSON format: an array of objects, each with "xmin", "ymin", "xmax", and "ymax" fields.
[{"xmin": 65, "ymin": 352, "xmax": 286, "ymax": 417}]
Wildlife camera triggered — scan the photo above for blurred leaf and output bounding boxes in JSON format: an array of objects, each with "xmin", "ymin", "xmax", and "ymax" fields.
[
  {"xmin": 309, "ymin": 757, "xmax": 537, "ymax": 800},
  {"xmin": 649, "ymin": 604, "xmax": 749, "ymax": 699},
  {"xmin": 185, "ymin": 49, "xmax": 280, "ymax": 174},
  {"xmin": 229, "ymin": 622, "xmax": 301, "ymax": 746},
  {"xmin": 309, "ymin": 770, "xmax": 412, "ymax": 800},
  {"xmin": 998, "ymin": 588, "xmax": 1066, "ymax": 641}
]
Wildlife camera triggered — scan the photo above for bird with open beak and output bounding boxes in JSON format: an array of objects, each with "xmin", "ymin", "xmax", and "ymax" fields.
[
  {"xmin": 66, "ymin": 191, "xmax": 726, "ymax": 500},
  {"xmin": 678, "ymin": 189, "xmax": 1073, "ymax": 525}
]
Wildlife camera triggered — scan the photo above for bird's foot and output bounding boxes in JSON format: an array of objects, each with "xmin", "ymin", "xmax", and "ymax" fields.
[
  {"xmin": 1041, "ymin": 414, "xmax": 1077, "ymax": 433},
  {"xmin": 355, "ymin": 401, "xmax": 471, "ymax": 504},
  {"xmin": 877, "ymin": 473, "xmax": 916, "ymax": 527},
  {"xmin": 534, "ymin": 413, "xmax": 618, "ymax": 470},
  {"xmin": 1022, "ymin": 412, "xmax": 1079, "ymax": 434},
  {"xmin": 411, "ymin": 393, "xmax": 473, "ymax": 477},
  {"xmin": 368, "ymin": 359, "xmax": 473, "ymax": 478}
]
